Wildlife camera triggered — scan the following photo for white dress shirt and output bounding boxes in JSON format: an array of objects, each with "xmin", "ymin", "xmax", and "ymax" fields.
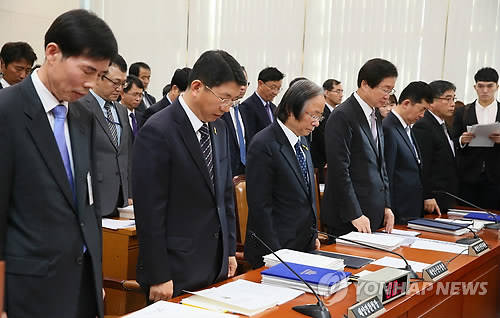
[
  {"xmin": 229, "ymin": 103, "xmax": 246, "ymax": 146},
  {"xmin": 475, "ymin": 99, "xmax": 498, "ymax": 125},
  {"xmin": 179, "ymin": 94, "xmax": 204, "ymax": 141},
  {"xmin": 0, "ymin": 77, "xmax": 10, "ymax": 88}
]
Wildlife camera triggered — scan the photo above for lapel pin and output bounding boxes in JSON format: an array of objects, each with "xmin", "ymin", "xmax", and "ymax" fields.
[
  {"xmin": 302, "ymin": 144, "xmax": 309, "ymax": 151},
  {"xmin": 214, "ymin": 127, "xmax": 217, "ymax": 135}
]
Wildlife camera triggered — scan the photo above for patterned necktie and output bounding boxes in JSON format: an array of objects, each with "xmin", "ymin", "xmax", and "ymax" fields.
[
  {"xmin": 104, "ymin": 101, "xmax": 119, "ymax": 147},
  {"xmin": 199, "ymin": 124, "xmax": 214, "ymax": 185},
  {"xmin": 233, "ymin": 105, "xmax": 246, "ymax": 165},
  {"xmin": 265, "ymin": 102, "xmax": 274, "ymax": 123},
  {"xmin": 370, "ymin": 108, "xmax": 378, "ymax": 143},
  {"xmin": 130, "ymin": 112, "xmax": 138, "ymax": 136},
  {"xmin": 441, "ymin": 123, "xmax": 455, "ymax": 156},
  {"xmin": 406, "ymin": 126, "xmax": 420, "ymax": 164},
  {"xmin": 294, "ymin": 141, "xmax": 310, "ymax": 188},
  {"xmin": 52, "ymin": 105, "xmax": 75, "ymax": 200}
]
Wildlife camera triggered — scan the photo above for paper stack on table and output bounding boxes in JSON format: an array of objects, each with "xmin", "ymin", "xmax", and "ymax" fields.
[
  {"xmin": 336, "ymin": 232, "xmax": 407, "ymax": 251},
  {"xmin": 263, "ymin": 249, "xmax": 344, "ymax": 271},
  {"xmin": 102, "ymin": 218, "xmax": 135, "ymax": 230},
  {"xmin": 126, "ymin": 300, "xmax": 237, "ymax": 318}
]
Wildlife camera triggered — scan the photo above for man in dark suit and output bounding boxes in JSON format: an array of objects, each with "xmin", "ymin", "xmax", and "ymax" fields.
[
  {"xmin": 311, "ymin": 78, "xmax": 343, "ymax": 182},
  {"xmin": 452, "ymin": 67, "xmax": 500, "ymax": 210},
  {"xmin": 133, "ymin": 50, "xmax": 246, "ymax": 301},
  {"xmin": 0, "ymin": 9, "xmax": 117, "ymax": 317},
  {"xmin": 0, "ymin": 42, "xmax": 37, "ymax": 89},
  {"xmin": 321, "ymin": 58, "xmax": 396, "ymax": 236},
  {"xmin": 120, "ymin": 75, "xmax": 145, "ymax": 138},
  {"xmin": 72, "ymin": 54, "xmax": 132, "ymax": 217},
  {"xmin": 221, "ymin": 66, "xmax": 251, "ymax": 176},
  {"xmin": 240, "ymin": 66, "xmax": 284, "ymax": 143},
  {"xmin": 383, "ymin": 82, "xmax": 439, "ymax": 224},
  {"xmin": 129, "ymin": 62, "xmax": 156, "ymax": 112},
  {"xmin": 142, "ymin": 67, "xmax": 191, "ymax": 125},
  {"xmin": 244, "ymin": 80, "xmax": 323, "ymax": 268},
  {"xmin": 413, "ymin": 80, "xmax": 459, "ymax": 213}
]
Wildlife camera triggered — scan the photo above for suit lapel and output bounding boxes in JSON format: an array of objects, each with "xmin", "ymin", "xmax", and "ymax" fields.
[
  {"xmin": 209, "ymin": 121, "xmax": 221, "ymax": 197},
  {"xmin": 302, "ymin": 137, "xmax": 315, "ymax": 201},
  {"xmin": 87, "ymin": 95, "xmax": 119, "ymax": 151},
  {"xmin": 390, "ymin": 112, "xmax": 420, "ymax": 165},
  {"xmin": 68, "ymin": 104, "xmax": 89, "ymax": 212},
  {"xmin": 21, "ymin": 79, "xmax": 76, "ymax": 211},
  {"xmin": 115, "ymin": 102, "xmax": 128, "ymax": 151},
  {"xmin": 351, "ymin": 96, "xmax": 380, "ymax": 157},
  {"xmin": 427, "ymin": 111, "xmax": 455, "ymax": 160},
  {"xmin": 222, "ymin": 112, "xmax": 238, "ymax": 147}
]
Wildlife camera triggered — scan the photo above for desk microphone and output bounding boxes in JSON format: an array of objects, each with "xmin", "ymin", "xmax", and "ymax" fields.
[
  {"xmin": 456, "ymin": 226, "xmax": 481, "ymax": 245},
  {"xmin": 432, "ymin": 190, "xmax": 500, "ymax": 230},
  {"xmin": 314, "ymin": 229, "xmax": 420, "ymax": 280},
  {"xmin": 249, "ymin": 231, "xmax": 331, "ymax": 318}
]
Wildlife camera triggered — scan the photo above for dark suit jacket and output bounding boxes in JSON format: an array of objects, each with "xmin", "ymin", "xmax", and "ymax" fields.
[
  {"xmin": 141, "ymin": 96, "xmax": 172, "ymax": 126},
  {"xmin": 413, "ymin": 110, "xmax": 458, "ymax": 211},
  {"xmin": 132, "ymin": 99, "xmax": 236, "ymax": 296},
  {"xmin": 320, "ymin": 94, "xmax": 390, "ymax": 236},
  {"xmin": 136, "ymin": 91, "xmax": 156, "ymax": 113},
  {"xmin": 240, "ymin": 92, "xmax": 276, "ymax": 143},
  {"xmin": 0, "ymin": 78, "xmax": 104, "ymax": 317},
  {"xmin": 73, "ymin": 93, "xmax": 132, "ymax": 216},
  {"xmin": 220, "ymin": 106, "xmax": 252, "ymax": 177},
  {"xmin": 451, "ymin": 101, "xmax": 500, "ymax": 184},
  {"xmin": 311, "ymin": 105, "xmax": 332, "ymax": 169},
  {"xmin": 383, "ymin": 112, "xmax": 424, "ymax": 224},
  {"xmin": 244, "ymin": 122, "xmax": 317, "ymax": 268}
]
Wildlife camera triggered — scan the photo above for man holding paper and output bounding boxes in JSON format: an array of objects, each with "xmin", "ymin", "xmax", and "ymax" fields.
[{"xmin": 452, "ymin": 67, "xmax": 500, "ymax": 210}]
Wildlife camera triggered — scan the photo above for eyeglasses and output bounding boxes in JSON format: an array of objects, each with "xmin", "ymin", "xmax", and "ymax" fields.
[
  {"xmin": 305, "ymin": 112, "xmax": 325, "ymax": 122},
  {"xmin": 435, "ymin": 96, "xmax": 457, "ymax": 103},
  {"xmin": 377, "ymin": 87, "xmax": 396, "ymax": 95},
  {"xmin": 102, "ymin": 75, "xmax": 126, "ymax": 88},
  {"xmin": 204, "ymin": 85, "xmax": 233, "ymax": 107},
  {"xmin": 263, "ymin": 82, "xmax": 282, "ymax": 92},
  {"xmin": 329, "ymin": 89, "xmax": 343, "ymax": 94}
]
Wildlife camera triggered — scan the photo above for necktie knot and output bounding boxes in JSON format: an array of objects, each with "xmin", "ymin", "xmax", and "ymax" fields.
[
  {"xmin": 52, "ymin": 105, "xmax": 67, "ymax": 119},
  {"xmin": 130, "ymin": 112, "xmax": 136, "ymax": 119},
  {"xmin": 199, "ymin": 123, "xmax": 210, "ymax": 136},
  {"xmin": 104, "ymin": 101, "xmax": 112, "ymax": 110}
]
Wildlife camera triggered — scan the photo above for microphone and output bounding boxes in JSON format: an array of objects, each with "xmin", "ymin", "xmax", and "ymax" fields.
[
  {"xmin": 432, "ymin": 190, "xmax": 500, "ymax": 230},
  {"xmin": 249, "ymin": 231, "xmax": 331, "ymax": 318},
  {"xmin": 455, "ymin": 225, "xmax": 481, "ymax": 245},
  {"xmin": 314, "ymin": 229, "xmax": 420, "ymax": 280}
]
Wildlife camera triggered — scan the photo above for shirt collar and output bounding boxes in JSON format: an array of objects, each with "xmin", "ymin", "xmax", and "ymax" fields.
[
  {"xmin": 31, "ymin": 69, "xmax": 68, "ymax": 114},
  {"xmin": 127, "ymin": 108, "xmax": 135, "ymax": 116},
  {"xmin": 354, "ymin": 91, "xmax": 375, "ymax": 121},
  {"xmin": 391, "ymin": 109, "xmax": 410, "ymax": 129},
  {"xmin": 325, "ymin": 102, "xmax": 334, "ymax": 112},
  {"xmin": 89, "ymin": 89, "xmax": 108, "ymax": 109},
  {"xmin": 428, "ymin": 110, "xmax": 445, "ymax": 125},
  {"xmin": 277, "ymin": 118, "xmax": 300, "ymax": 150},
  {"xmin": 0, "ymin": 77, "xmax": 10, "ymax": 88},
  {"xmin": 178, "ymin": 94, "xmax": 204, "ymax": 133},
  {"xmin": 475, "ymin": 99, "xmax": 497, "ymax": 110},
  {"xmin": 166, "ymin": 94, "xmax": 172, "ymax": 104},
  {"xmin": 255, "ymin": 91, "xmax": 268, "ymax": 107}
]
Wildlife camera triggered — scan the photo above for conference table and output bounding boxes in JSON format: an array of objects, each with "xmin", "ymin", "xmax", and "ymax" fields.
[{"xmin": 108, "ymin": 214, "xmax": 500, "ymax": 318}]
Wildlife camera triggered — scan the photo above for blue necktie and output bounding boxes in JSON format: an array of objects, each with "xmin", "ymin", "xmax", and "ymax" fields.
[
  {"xmin": 130, "ymin": 112, "xmax": 138, "ymax": 136},
  {"xmin": 233, "ymin": 105, "xmax": 246, "ymax": 165},
  {"xmin": 265, "ymin": 102, "xmax": 274, "ymax": 123},
  {"xmin": 294, "ymin": 141, "xmax": 310, "ymax": 188},
  {"xmin": 52, "ymin": 105, "xmax": 75, "ymax": 201}
]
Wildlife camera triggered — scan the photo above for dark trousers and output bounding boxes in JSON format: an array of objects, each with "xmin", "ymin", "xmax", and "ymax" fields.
[
  {"xmin": 76, "ymin": 253, "xmax": 98, "ymax": 318},
  {"xmin": 460, "ymin": 173, "xmax": 500, "ymax": 210}
]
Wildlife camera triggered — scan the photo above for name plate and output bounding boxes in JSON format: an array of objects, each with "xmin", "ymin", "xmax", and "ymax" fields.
[
  {"xmin": 468, "ymin": 239, "xmax": 489, "ymax": 256},
  {"xmin": 423, "ymin": 261, "xmax": 449, "ymax": 282},
  {"xmin": 348, "ymin": 296, "xmax": 386, "ymax": 318}
]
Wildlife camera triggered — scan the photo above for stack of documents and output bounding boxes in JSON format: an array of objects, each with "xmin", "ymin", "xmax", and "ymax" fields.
[
  {"xmin": 126, "ymin": 300, "xmax": 237, "ymax": 317},
  {"xmin": 102, "ymin": 218, "xmax": 135, "ymax": 230},
  {"xmin": 407, "ymin": 218, "xmax": 470, "ymax": 235},
  {"xmin": 372, "ymin": 256, "xmax": 429, "ymax": 273},
  {"xmin": 181, "ymin": 279, "xmax": 304, "ymax": 316},
  {"xmin": 118, "ymin": 205, "xmax": 134, "ymax": 219},
  {"xmin": 261, "ymin": 262, "xmax": 351, "ymax": 296},
  {"xmin": 336, "ymin": 232, "xmax": 407, "ymax": 251},
  {"xmin": 466, "ymin": 122, "xmax": 500, "ymax": 147},
  {"xmin": 263, "ymin": 249, "xmax": 344, "ymax": 271}
]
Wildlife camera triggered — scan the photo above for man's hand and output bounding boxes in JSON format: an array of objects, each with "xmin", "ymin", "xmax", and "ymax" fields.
[
  {"xmin": 127, "ymin": 198, "xmax": 134, "ymax": 206},
  {"xmin": 315, "ymin": 238, "xmax": 321, "ymax": 250},
  {"xmin": 228, "ymin": 256, "xmax": 237, "ymax": 278},
  {"xmin": 1, "ymin": 312, "xmax": 6, "ymax": 318},
  {"xmin": 383, "ymin": 208, "xmax": 394, "ymax": 233},
  {"xmin": 460, "ymin": 132, "xmax": 475, "ymax": 145},
  {"xmin": 489, "ymin": 132, "xmax": 500, "ymax": 144},
  {"xmin": 352, "ymin": 215, "xmax": 371, "ymax": 233},
  {"xmin": 149, "ymin": 280, "xmax": 173, "ymax": 302},
  {"xmin": 424, "ymin": 198, "xmax": 441, "ymax": 216},
  {"xmin": 102, "ymin": 288, "xmax": 106, "ymax": 300}
]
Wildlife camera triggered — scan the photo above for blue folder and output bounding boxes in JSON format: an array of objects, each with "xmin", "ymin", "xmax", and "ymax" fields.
[
  {"xmin": 464, "ymin": 212, "xmax": 500, "ymax": 222},
  {"xmin": 408, "ymin": 218, "xmax": 469, "ymax": 231},
  {"xmin": 261, "ymin": 262, "xmax": 351, "ymax": 287}
]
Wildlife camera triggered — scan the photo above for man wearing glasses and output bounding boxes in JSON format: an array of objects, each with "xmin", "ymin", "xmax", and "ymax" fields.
[
  {"xmin": 132, "ymin": 50, "xmax": 246, "ymax": 302},
  {"xmin": 321, "ymin": 58, "xmax": 396, "ymax": 236},
  {"xmin": 452, "ymin": 67, "xmax": 500, "ymax": 210},
  {"xmin": 72, "ymin": 54, "xmax": 133, "ymax": 216},
  {"xmin": 413, "ymin": 80, "xmax": 459, "ymax": 213},
  {"xmin": 240, "ymin": 66, "xmax": 284, "ymax": 143}
]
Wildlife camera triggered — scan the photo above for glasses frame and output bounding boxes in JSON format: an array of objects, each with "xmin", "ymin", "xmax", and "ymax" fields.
[
  {"xmin": 304, "ymin": 111, "xmax": 325, "ymax": 122},
  {"xmin": 102, "ymin": 74, "xmax": 126, "ymax": 88},
  {"xmin": 435, "ymin": 96, "xmax": 457, "ymax": 103},
  {"xmin": 262, "ymin": 82, "xmax": 282, "ymax": 93},
  {"xmin": 204, "ymin": 85, "xmax": 233, "ymax": 107}
]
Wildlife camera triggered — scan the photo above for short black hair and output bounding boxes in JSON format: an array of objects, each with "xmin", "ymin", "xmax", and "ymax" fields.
[
  {"xmin": 276, "ymin": 79, "xmax": 323, "ymax": 123},
  {"xmin": 129, "ymin": 62, "xmax": 150, "ymax": 76},
  {"xmin": 398, "ymin": 81, "xmax": 433, "ymax": 105},
  {"xmin": 45, "ymin": 9, "xmax": 117, "ymax": 60},
  {"xmin": 289, "ymin": 77, "xmax": 308, "ymax": 88},
  {"xmin": 389, "ymin": 94, "xmax": 397, "ymax": 105},
  {"xmin": 123, "ymin": 75, "xmax": 144, "ymax": 93},
  {"xmin": 171, "ymin": 67, "xmax": 191, "ymax": 92},
  {"xmin": 188, "ymin": 50, "xmax": 246, "ymax": 87},
  {"xmin": 474, "ymin": 67, "xmax": 499, "ymax": 83},
  {"xmin": 322, "ymin": 79, "xmax": 341, "ymax": 91},
  {"xmin": 357, "ymin": 58, "xmax": 398, "ymax": 88},
  {"xmin": 162, "ymin": 84, "xmax": 171, "ymax": 97},
  {"xmin": 429, "ymin": 80, "xmax": 456, "ymax": 98},
  {"xmin": 0, "ymin": 42, "xmax": 37, "ymax": 66},
  {"xmin": 258, "ymin": 67, "xmax": 285, "ymax": 83},
  {"xmin": 112, "ymin": 54, "xmax": 127, "ymax": 73}
]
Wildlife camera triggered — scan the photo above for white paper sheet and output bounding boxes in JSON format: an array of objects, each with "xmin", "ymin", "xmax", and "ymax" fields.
[
  {"xmin": 467, "ymin": 122, "xmax": 500, "ymax": 147},
  {"xmin": 372, "ymin": 256, "xmax": 430, "ymax": 273},
  {"xmin": 382, "ymin": 229, "xmax": 421, "ymax": 237},
  {"xmin": 126, "ymin": 300, "xmax": 237, "ymax": 318},
  {"xmin": 410, "ymin": 238, "xmax": 469, "ymax": 254},
  {"xmin": 102, "ymin": 218, "xmax": 135, "ymax": 230}
]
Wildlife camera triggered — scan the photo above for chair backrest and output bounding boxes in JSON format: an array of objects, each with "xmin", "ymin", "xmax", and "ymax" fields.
[{"xmin": 232, "ymin": 175, "xmax": 248, "ymax": 245}]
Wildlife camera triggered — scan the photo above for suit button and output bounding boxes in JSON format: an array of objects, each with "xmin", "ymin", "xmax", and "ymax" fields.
[
  {"xmin": 214, "ymin": 232, "xmax": 219, "ymax": 239},
  {"xmin": 379, "ymin": 187, "xmax": 384, "ymax": 192},
  {"xmin": 115, "ymin": 171, "xmax": 119, "ymax": 175},
  {"xmin": 80, "ymin": 222, "xmax": 85, "ymax": 227},
  {"xmin": 76, "ymin": 256, "xmax": 83, "ymax": 265}
]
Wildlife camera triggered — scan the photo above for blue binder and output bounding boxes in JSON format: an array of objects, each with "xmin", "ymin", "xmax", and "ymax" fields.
[
  {"xmin": 261, "ymin": 262, "xmax": 351, "ymax": 287},
  {"xmin": 408, "ymin": 218, "xmax": 469, "ymax": 231},
  {"xmin": 464, "ymin": 212, "xmax": 500, "ymax": 222}
]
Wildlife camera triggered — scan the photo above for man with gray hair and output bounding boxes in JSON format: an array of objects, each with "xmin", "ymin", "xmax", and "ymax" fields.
[{"xmin": 244, "ymin": 79, "xmax": 323, "ymax": 268}]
